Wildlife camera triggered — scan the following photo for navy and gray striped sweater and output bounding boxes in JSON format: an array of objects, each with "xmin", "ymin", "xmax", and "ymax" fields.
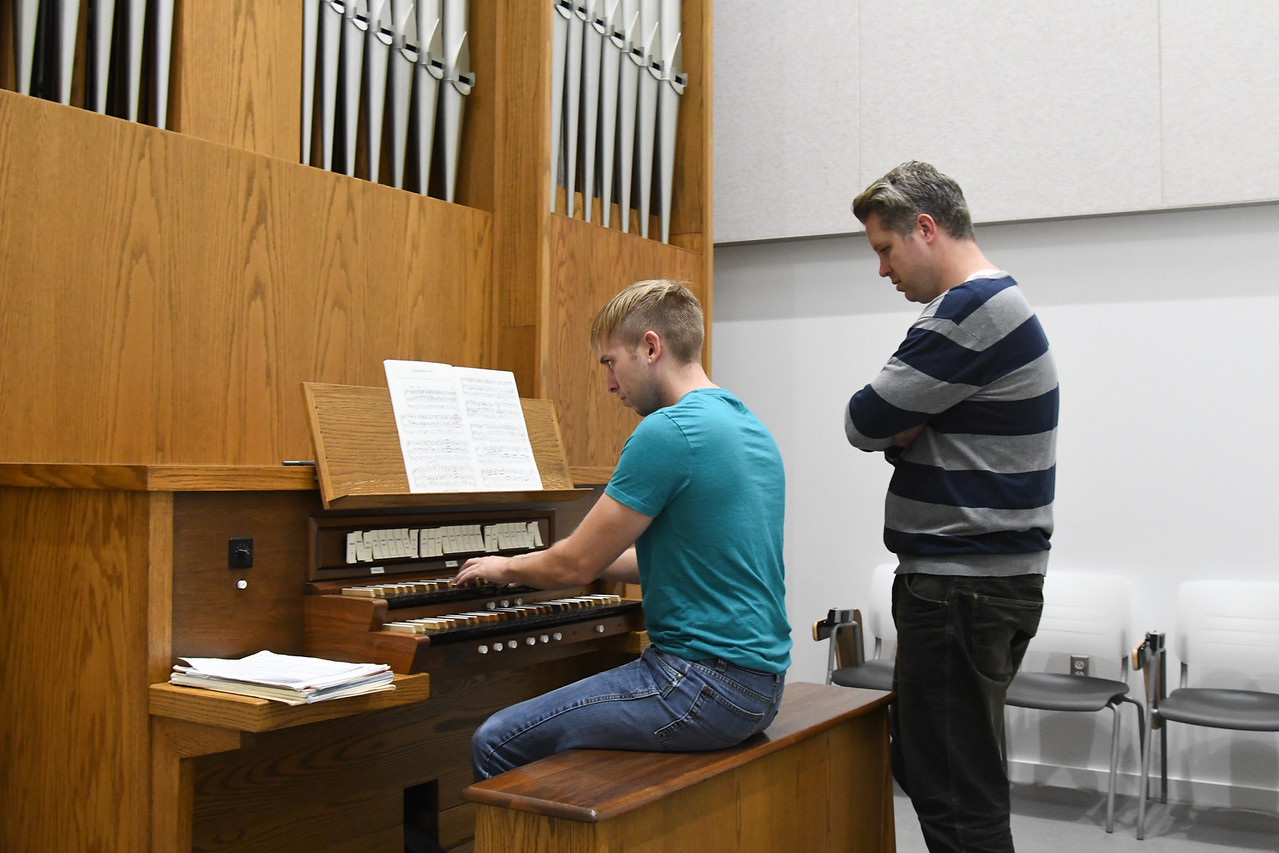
[{"xmin": 845, "ymin": 273, "xmax": 1058, "ymax": 577}]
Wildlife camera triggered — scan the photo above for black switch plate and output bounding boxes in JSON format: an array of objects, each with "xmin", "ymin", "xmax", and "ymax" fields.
[{"xmin": 229, "ymin": 537, "xmax": 254, "ymax": 569}]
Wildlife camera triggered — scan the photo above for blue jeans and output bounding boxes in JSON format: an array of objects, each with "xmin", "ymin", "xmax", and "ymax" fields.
[
  {"xmin": 891, "ymin": 573, "xmax": 1044, "ymax": 853},
  {"xmin": 471, "ymin": 644, "xmax": 786, "ymax": 779}
]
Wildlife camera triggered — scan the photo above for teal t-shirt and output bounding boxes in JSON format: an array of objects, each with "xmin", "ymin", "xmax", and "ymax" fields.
[{"xmin": 604, "ymin": 388, "xmax": 790, "ymax": 673}]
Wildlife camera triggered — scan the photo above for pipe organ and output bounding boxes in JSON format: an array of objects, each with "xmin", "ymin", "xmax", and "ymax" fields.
[
  {"xmin": 551, "ymin": 0, "xmax": 687, "ymax": 241},
  {"xmin": 5, "ymin": 0, "xmax": 176, "ymax": 124},
  {"xmin": 300, "ymin": 0, "xmax": 473, "ymax": 199},
  {"xmin": 0, "ymin": 1, "xmax": 711, "ymax": 850}
]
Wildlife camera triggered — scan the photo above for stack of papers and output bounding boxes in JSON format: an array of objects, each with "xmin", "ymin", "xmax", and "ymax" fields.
[{"xmin": 170, "ymin": 650, "xmax": 395, "ymax": 706}]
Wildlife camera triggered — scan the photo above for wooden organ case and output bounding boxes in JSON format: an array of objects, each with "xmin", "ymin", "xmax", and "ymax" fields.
[
  {"xmin": 145, "ymin": 384, "xmax": 646, "ymax": 853},
  {"xmin": 0, "ymin": 1, "xmax": 712, "ymax": 848},
  {"xmin": 167, "ymin": 473, "xmax": 645, "ymax": 853},
  {"xmin": 0, "ymin": 389, "xmax": 646, "ymax": 852}
]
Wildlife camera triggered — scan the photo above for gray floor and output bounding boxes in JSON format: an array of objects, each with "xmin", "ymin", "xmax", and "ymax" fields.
[{"xmin": 892, "ymin": 784, "xmax": 1279, "ymax": 852}]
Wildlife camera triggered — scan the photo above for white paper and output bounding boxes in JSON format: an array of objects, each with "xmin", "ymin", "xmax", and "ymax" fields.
[
  {"xmin": 384, "ymin": 360, "xmax": 543, "ymax": 493},
  {"xmin": 176, "ymin": 650, "xmax": 389, "ymax": 690}
]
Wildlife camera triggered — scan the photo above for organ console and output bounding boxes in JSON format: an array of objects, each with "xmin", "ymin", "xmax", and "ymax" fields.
[
  {"xmin": 296, "ymin": 384, "xmax": 647, "ymax": 677},
  {"xmin": 302, "ymin": 509, "xmax": 646, "ymax": 673},
  {"xmin": 1, "ymin": 391, "xmax": 647, "ymax": 851}
]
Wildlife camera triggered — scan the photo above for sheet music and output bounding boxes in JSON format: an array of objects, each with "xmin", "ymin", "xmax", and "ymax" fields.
[{"xmin": 384, "ymin": 360, "xmax": 543, "ymax": 493}]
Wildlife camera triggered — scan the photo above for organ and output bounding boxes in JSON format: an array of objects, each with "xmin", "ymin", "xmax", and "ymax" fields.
[
  {"xmin": 0, "ymin": 1, "xmax": 712, "ymax": 848},
  {"xmin": 295, "ymin": 382, "xmax": 646, "ymax": 676},
  {"xmin": 302, "ymin": 509, "xmax": 646, "ymax": 674},
  {"xmin": 0, "ymin": 392, "xmax": 648, "ymax": 852}
]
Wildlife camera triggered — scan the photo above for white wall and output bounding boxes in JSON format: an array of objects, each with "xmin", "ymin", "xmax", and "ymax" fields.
[
  {"xmin": 714, "ymin": 1, "xmax": 1279, "ymax": 243},
  {"xmin": 711, "ymin": 202, "xmax": 1279, "ymax": 805}
]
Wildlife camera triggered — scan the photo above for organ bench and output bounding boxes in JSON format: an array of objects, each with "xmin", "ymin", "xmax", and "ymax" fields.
[{"xmin": 464, "ymin": 681, "xmax": 896, "ymax": 853}]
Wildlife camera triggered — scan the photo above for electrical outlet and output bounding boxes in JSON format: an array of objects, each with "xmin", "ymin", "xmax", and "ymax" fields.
[
  {"xmin": 228, "ymin": 537, "xmax": 254, "ymax": 569},
  {"xmin": 1070, "ymin": 654, "xmax": 1089, "ymax": 678}
]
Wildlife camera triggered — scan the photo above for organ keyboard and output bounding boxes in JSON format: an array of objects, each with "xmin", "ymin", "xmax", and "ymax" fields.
[{"xmin": 303, "ymin": 507, "xmax": 645, "ymax": 673}]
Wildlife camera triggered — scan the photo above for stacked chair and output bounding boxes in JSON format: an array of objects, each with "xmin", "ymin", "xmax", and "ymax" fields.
[
  {"xmin": 1003, "ymin": 571, "xmax": 1144, "ymax": 833},
  {"xmin": 1132, "ymin": 580, "xmax": 1279, "ymax": 840}
]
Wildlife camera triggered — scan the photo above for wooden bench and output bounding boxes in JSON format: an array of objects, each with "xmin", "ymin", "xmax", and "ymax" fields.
[{"xmin": 462, "ymin": 681, "xmax": 895, "ymax": 852}]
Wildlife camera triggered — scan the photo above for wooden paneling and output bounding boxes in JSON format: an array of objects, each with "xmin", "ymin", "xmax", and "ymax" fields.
[
  {"xmin": 542, "ymin": 215, "xmax": 707, "ymax": 473},
  {"xmin": 172, "ymin": 0, "xmax": 303, "ymax": 159},
  {"xmin": 491, "ymin": 0, "xmax": 554, "ymax": 396},
  {"xmin": 491, "ymin": 1, "xmax": 715, "ymax": 472},
  {"xmin": 170, "ymin": 489, "xmax": 318, "ymax": 662},
  {"xmin": 671, "ymin": 0, "xmax": 712, "ymax": 245},
  {"xmin": 0, "ymin": 89, "xmax": 491, "ymax": 466},
  {"xmin": 0, "ymin": 486, "xmax": 154, "ymax": 852}
]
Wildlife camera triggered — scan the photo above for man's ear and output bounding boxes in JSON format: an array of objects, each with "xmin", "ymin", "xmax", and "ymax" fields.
[
  {"xmin": 643, "ymin": 329, "xmax": 662, "ymax": 362},
  {"xmin": 916, "ymin": 213, "xmax": 940, "ymax": 243}
]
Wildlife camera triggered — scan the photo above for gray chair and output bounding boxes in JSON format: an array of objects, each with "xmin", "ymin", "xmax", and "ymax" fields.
[
  {"xmin": 1134, "ymin": 580, "xmax": 1279, "ymax": 840},
  {"xmin": 812, "ymin": 563, "xmax": 896, "ymax": 692},
  {"xmin": 1004, "ymin": 571, "xmax": 1144, "ymax": 833}
]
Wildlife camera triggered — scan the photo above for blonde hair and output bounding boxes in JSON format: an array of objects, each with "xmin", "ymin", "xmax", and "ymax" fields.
[{"xmin": 590, "ymin": 279, "xmax": 704, "ymax": 363}]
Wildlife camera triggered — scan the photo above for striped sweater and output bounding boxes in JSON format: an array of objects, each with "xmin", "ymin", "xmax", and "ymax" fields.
[{"xmin": 844, "ymin": 273, "xmax": 1058, "ymax": 577}]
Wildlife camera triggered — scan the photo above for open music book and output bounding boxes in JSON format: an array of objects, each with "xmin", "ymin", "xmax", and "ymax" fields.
[
  {"xmin": 383, "ymin": 360, "xmax": 544, "ymax": 493},
  {"xmin": 170, "ymin": 651, "xmax": 394, "ymax": 705}
]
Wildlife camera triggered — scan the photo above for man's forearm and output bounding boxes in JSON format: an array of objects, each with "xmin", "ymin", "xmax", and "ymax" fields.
[{"xmin": 599, "ymin": 547, "xmax": 640, "ymax": 584}]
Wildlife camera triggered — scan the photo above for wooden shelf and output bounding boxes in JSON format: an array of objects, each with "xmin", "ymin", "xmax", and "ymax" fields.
[
  {"xmin": 0, "ymin": 463, "xmax": 318, "ymax": 492},
  {"xmin": 148, "ymin": 672, "xmax": 431, "ymax": 733}
]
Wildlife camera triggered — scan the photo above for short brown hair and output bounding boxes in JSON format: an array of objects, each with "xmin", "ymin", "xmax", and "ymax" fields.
[
  {"xmin": 590, "ymin": 279, "xmax": 704, "ymax": 363},
  {"xmin": 852, "ymin": 160, "xmax": 975, "ymax": 240}
]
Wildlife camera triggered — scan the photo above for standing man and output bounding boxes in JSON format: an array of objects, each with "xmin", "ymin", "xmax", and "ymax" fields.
[
  {"xmin": 845, "ymin": 162, "xmax": 1058, "ymax": 853},
  {"xmin": 454, "ymin": 279, "xmax": 790, "ymax": 780}
]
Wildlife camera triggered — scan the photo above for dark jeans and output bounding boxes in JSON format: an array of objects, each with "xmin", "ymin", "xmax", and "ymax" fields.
[{"xmin": 891, "ymin": 572, "xmax": 1044, "ymax": 853}]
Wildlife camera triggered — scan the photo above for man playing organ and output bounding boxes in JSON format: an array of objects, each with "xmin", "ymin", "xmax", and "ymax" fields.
[{"xmin": 452, "ymin": 279, "xmax": 791, "ymax": 779}]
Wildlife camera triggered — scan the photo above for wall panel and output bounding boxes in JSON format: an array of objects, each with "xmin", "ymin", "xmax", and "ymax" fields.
[
  {"xmin": 1160, "ymin": 2, "xmax": 1279, "ymax": 206},
  {"xmin": 857, "ymin": 1, "xmax": 1163, "ymax": 226},
  {"xmin": 713, "ymin": 1, "xmax": 1279, "ymax": 243},
  {"xmin": 712, "ymin": 0, "xmax": 859, "ymax": 243}
]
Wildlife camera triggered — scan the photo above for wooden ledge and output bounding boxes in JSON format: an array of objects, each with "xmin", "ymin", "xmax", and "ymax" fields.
[
  {"xmin": 322, "ymin": 487, "xmax": 591, "ymax": 510},
  {"xmin": 0, "ymin": 463, "xmax": 319, "ymax": 492},
  {"xmin": 148, "ymin": 672, "xmax": 431, "ymax": 733},
  {"xmin": 463, "ymin": 681, "xmax": 892, "ymax": 823}
]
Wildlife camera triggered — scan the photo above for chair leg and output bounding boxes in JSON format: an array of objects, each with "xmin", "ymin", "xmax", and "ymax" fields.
[
  {"xmin": 1106, "ymin": 704, "xmax": 1120, "ymax": 833},
  {"xmin": 1159, "ymin": 721, "xmax": 1168, "ymax": 803},
  {"xmin": 1137, "ymin": 709, "xmax": 1156, "ymax": 840}
]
